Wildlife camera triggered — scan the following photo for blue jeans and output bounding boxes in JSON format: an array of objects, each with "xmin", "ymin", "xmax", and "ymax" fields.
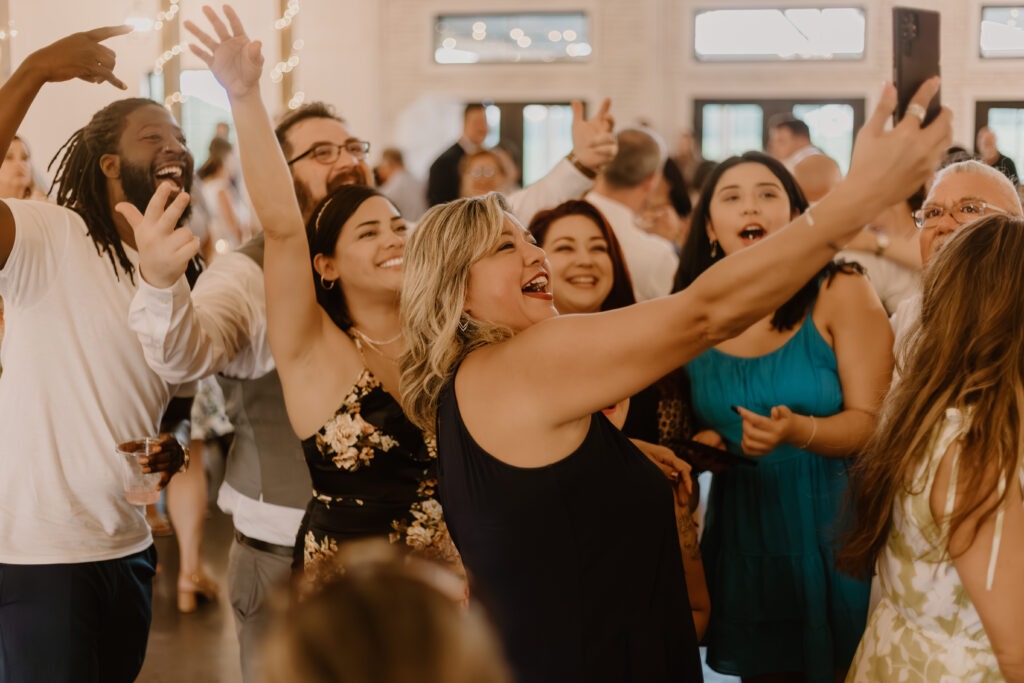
[{"xmin": 0, "ymin": 545, "xmax": 157, "ymax": 683}]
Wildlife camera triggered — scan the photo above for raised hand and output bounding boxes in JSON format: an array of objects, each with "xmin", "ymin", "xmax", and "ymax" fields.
[
  {"xmin": 22, "ymin": 25, "xmax": 132, "ymax": 90},
  {"xmin": 571, "ymin": 98, "xmax": 617, "ymax": 174},
  {"xmin": 115, "ymin": 183, "xmax": 197, "ymax": 289},
  {"xmin": 185, "ymin": 5, "xmax": 263, "ymax": 99},
  {"xmin": 846, "ymin": 78, "xmax": 952, "ymax": 210}
]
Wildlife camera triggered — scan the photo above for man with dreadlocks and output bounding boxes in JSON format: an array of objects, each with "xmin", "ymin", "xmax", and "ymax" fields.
[{"xmin": 0, "ymin": 26, "xmax": 195, "ymax": 682}]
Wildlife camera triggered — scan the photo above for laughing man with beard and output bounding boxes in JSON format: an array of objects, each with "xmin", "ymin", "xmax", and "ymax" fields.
[{"xmin": 0, "ymin": 27, "xmax": 193, "ymax": 682}]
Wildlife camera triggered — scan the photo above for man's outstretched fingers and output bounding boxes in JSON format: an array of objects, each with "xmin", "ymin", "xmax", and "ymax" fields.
[{"xmin": 84, "ymin": 25, "xmax": 134, "ymax": 42}]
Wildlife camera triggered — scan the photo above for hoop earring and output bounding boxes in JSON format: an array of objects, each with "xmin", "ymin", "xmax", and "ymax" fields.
[
  {"xmin": 319, "ymin": 274, "xmax": 336, "ymax": 290},
  {"xmin": 710, "ymin": 240, "xmax": 720, "ymax": 258}
]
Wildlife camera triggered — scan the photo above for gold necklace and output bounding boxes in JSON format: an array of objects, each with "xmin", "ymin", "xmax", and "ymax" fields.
[
  {"xmin": 350, "ymin": 328, "xmax": 402, "ymax": 362},
  {"xmin": 350, "ymin": 327, "xmax": 402, "ymax": 346}
]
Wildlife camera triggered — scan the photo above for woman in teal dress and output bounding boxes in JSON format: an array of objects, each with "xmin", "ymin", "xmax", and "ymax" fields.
[{"xmin": 674, "ymin": 152, "xmax": 894, "ymax": 683}]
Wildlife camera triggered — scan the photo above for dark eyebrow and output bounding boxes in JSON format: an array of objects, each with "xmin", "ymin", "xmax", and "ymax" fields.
[
  {"xmin": 356, "ymin": 220, "xmax": 381, "ymax": 228},
  {"xmin": 717, "ymin": 181, "xmax": 782, "ymax": 193}
]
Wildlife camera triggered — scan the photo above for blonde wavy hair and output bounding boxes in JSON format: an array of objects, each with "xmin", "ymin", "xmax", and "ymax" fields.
[
  {"xmin": 400, "ymin": 193, "xmax": 515, "ymax": 432},
  {"xmin": 840, "ymin": 214, "xmax": 1024, "ymax": 576}
]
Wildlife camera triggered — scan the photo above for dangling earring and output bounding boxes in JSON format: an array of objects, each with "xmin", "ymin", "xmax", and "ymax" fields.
[
  {"xmin": 319, "ymin": 274, "xmax": 336, "ymax": 290},
  {"xmin": 710, "ymin": 240, "xmax": 720, "ymax": 258},
  {"xmin": 458, "ymin": 316, "xmax": 471, "ymax": 333}
]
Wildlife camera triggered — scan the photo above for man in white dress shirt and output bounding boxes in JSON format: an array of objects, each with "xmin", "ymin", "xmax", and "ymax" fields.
[{"xmin": 586, "ymin": 127, "xmax": 679, "ymax": 301}]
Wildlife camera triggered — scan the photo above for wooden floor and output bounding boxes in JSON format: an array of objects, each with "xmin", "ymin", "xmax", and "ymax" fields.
[
  {"xmin": 137, "ymin": 509, "xmax": 242, "ymax": 683},
  {"xmin": 135, "ymin": 467, "xmax": 735, "ymax": 683}
]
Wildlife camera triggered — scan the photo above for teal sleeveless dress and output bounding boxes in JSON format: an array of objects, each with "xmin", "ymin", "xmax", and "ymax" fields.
[{"xmin": 686, "ymin": 303, "xmax": 869, "ymax": 683}]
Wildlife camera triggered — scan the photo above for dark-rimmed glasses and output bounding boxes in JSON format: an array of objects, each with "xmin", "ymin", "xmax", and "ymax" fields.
[{"xmin": 287, "ymin": 140, "xmax": 371, "ymax": 166}]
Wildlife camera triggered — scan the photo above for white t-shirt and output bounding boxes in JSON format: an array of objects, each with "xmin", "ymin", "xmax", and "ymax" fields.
[
  {"xmin": 585, "ymin": 191, "xmax": 679, "ymax": 301},
  {"xmin": 0, "ymin": 200, "xmax": 181, "ymax": 563}
]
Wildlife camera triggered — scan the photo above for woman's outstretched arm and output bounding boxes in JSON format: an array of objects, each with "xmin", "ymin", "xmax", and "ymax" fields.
[
  {"xmin": 186, "ymin": 6, "xmax": 324, "ymax": 371},
  {"xmin": 462, "ymin": 80, "xmax": 951, "ymax": 443}
]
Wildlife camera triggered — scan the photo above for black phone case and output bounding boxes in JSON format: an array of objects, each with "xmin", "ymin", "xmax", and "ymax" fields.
[
  {"xmin": 893, "ymin": 7, "xmax": 941, "ymax": 126},
  {"xmin": 679, "ymin": 439, "xmax": 757, "ymax": 474}
]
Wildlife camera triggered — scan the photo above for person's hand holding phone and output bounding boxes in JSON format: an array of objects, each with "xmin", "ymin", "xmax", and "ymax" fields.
[{"xmin": 845, "ymin": 79, "xmax": 951, "ymax": 214}]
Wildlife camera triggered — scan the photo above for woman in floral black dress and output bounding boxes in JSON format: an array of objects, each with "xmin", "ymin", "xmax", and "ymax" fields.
[{"xmin": 186, "ymin": 9, "xmax": 455, "ymax": 572}]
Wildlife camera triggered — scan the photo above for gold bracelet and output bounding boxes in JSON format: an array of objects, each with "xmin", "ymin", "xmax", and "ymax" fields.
[{"xmin": 799, "ymin": 415, "xmax": 818, "ymax": 450}]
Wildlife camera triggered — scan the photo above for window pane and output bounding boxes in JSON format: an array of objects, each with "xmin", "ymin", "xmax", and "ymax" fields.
[
  {"xmin": 484, "ymin": 105, "xmax": 501, "ymax": 149},
  {"xmin": 981, "ymin": 7, "xmax": 1024, "ymax": 58},
  {"xmin": 694, "ymin": 8, "xmax": 865, "ymax": 61},
  {"xmin": 522, "ymin": 104, "xmax": 573, "ymax": 186},
  {"xmin": 701, "ymin": 104, "xmax": 764, "ymax": 162},
  {"xmin": 434, "ymin": 13, "xmax": 590, "ymax": 64},
  {"xmin": 179, "ymin": 69, "xmax": 233, "ymax": 166},
  {"xmin": 986, "ymin": 108, "xmax": 1024, "ymax": 174},
  {"xmin": 792, "ymin": 103, "xmax": 854, "ymax": 174}
]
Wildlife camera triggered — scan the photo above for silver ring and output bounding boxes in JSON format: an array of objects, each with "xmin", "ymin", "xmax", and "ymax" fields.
[{"xmin": 906, "ymin": 103, "xmax": 927, "ymax": 125}]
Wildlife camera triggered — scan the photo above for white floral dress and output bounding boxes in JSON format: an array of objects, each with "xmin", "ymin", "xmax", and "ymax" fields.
[
  {"xmin": 848, "ymin": 408, "xmax": 1017, "ymax": 682},
  {"xmin": 296, "ymin": 366, "xmax": 457, "ymax": 570}
]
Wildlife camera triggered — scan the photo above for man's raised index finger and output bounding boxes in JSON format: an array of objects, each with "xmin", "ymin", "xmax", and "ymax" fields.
[{"xmin": 85, "ymin": 25, "xmax": 134, "ymax": 41}]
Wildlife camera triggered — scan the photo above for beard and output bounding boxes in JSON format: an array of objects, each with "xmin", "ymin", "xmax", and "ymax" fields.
[
  {"xmin": 294, "ymin": 163, "xmax": 372, "ymax": 221},
  {"xmin": 120, "ymin": 158, "xmax": 194, "ymax": 227}
]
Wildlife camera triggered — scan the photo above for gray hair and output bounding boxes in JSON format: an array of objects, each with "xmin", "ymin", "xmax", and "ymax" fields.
[{"xmin": 601, "ymin": 127, "xmax": 666, "ymax": 189}]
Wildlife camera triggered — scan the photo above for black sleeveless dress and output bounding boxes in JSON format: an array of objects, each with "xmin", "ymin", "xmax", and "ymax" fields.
[{"xmin": 437, "ymin": 379, "xmax": 703, "ymax": 683}]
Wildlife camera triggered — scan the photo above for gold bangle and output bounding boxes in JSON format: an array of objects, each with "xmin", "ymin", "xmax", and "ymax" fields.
[
  {"xmin": 799, "ymin": 415, "xmax": 818, "ymax": 450},
  {"xmin": 566, "ymin": 151, "xmax": 597, "ymax": 180}
]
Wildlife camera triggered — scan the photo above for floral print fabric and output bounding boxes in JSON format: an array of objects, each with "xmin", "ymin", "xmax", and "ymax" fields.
[
  {"xmin": 299, "ymin": 368, "xmax": 458, "ymax": 569},
  {"xmin": 847, "ymin": 408, "xmax": 1002, "ymax": 682}
]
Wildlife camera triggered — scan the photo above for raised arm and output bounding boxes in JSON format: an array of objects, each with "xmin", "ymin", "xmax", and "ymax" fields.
[
  {"xmin": 470, "ymin": 81, "xmax": 950, "ymax": 432},
  {"xmin": 507, "ymin": 99, "xmax": 616, "ymax": 226},
  {"xmin": 186, "ymin": 6, "xmax": 326, "ymax": 368},
  {"xmin": 0, "ymin": 25, "xmax": 130, "ymax": 267}
]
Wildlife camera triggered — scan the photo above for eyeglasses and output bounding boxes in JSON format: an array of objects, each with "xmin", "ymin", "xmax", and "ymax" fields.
[
  {"xmin": 287, "ymin": 140, "xmax": 371, "ymax": 166},
  {"xmin": 913, "ymin": 199, "xmax": 1008, "ymax": 229},
  {"xmin": 468, "ymin": 167, "xmax": 498, "ymax": 178}
]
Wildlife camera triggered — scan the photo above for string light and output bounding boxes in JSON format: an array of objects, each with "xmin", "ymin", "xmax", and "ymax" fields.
[
  {"xmin": 0, "ymin": 20, "xmax": 18, "ymax": 42},
  {"xmin": 271, "ymin": 0, "xmax": 302, "ymax": 90},
  {"xmin": 154, "ymin": 42, "xmax": 186, "ymax": 75},
  {"xmin": 148, "ymin": 0, "xmax": 302, "ymax": 110},
  {"xmin": 274, "ymin": 0, "xmax": 300, "ymax": 30},
  {"xmin": 126, "ymin": 0, "xmax": 179, "ymax": 33}
]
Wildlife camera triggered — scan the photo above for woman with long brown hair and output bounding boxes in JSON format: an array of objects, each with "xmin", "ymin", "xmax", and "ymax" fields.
[{"xmin": 840, "ymin": 215, "xmax": 1024, "ymax": 682}]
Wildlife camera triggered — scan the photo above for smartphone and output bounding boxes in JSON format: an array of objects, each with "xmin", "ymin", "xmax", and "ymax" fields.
[
  {"xmin": 679, "ymin": 439, "xmax": 757, "ymax": 474},
  {"xmin": 893, "ymin": 7, "xmax": 941, "ymax": 126}
]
